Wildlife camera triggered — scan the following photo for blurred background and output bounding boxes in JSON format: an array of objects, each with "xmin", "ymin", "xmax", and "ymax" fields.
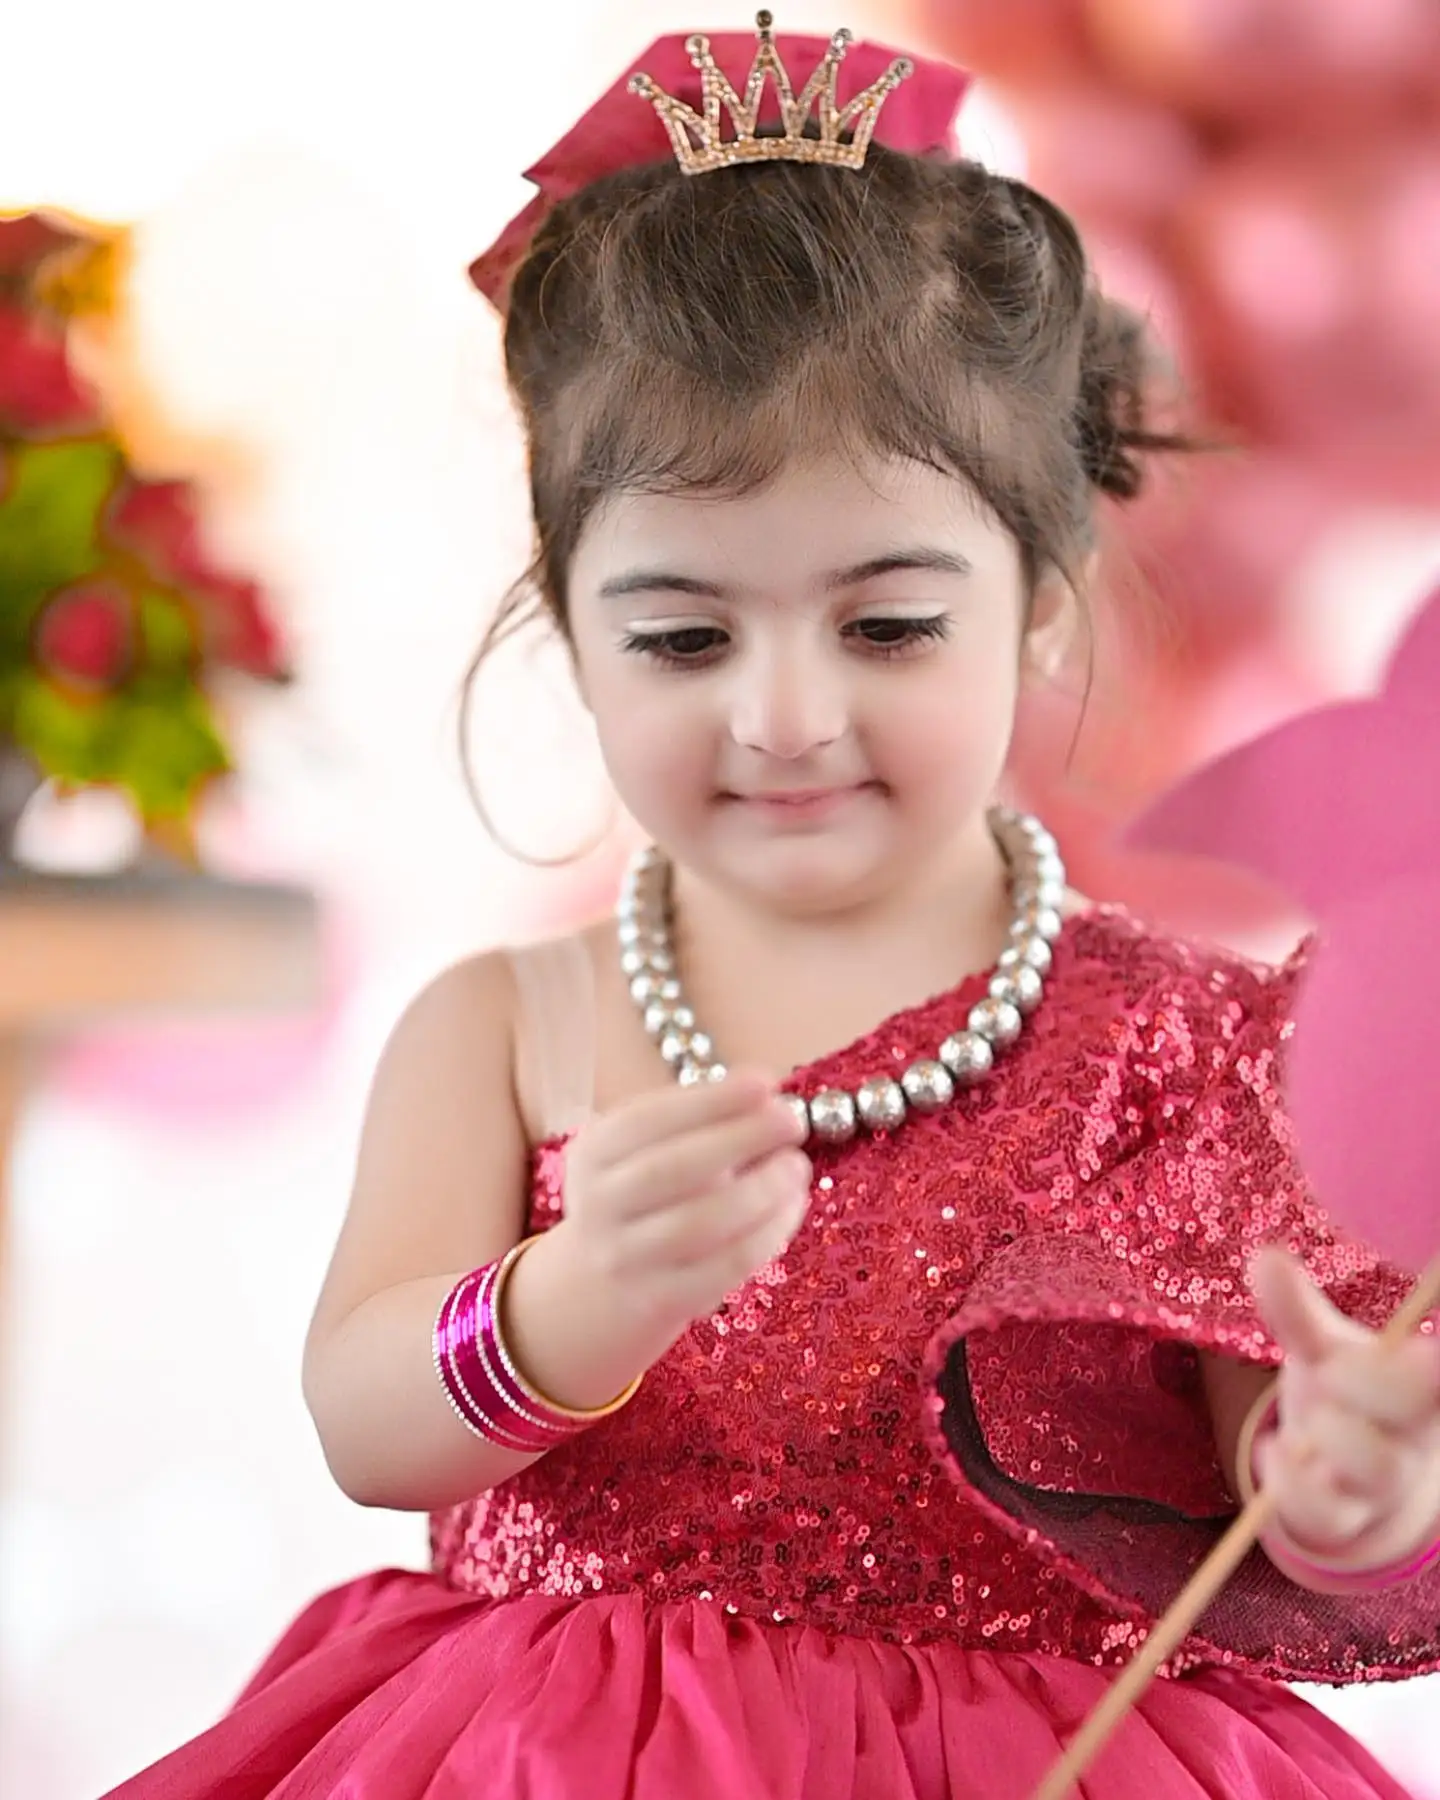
[{"xmin": 1, "ymin": 1, "xmax": 1437, "ymax": 1794}]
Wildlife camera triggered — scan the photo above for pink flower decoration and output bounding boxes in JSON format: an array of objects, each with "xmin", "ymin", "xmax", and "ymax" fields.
[{"xmin": 1130, "ymin": 587, "xmax": 1440, "ymax": 1271}]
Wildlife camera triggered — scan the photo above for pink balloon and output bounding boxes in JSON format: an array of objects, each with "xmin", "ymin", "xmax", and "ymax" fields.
[
  {"xmin": 1114, "ymin": 452, "xmax": 1346, "ymax": 662},
  {"xmin": 1173, "ymin": 136, "xmax": 1440, "ymax": 477},
  {"xmin": 914, "ymin": 0, "xmax": 1098, "ymax": 85},
  {"xmin": 1003, "ymin": 86, "xmax": 1203, "ymax": 226},
  {"xmin": 1376, "ymin": 160, "xmax": 1440, "ymax": 399},
  {"xmin": 1084, "ymin": 0, "xmax": 1440, "ymax": 121}
]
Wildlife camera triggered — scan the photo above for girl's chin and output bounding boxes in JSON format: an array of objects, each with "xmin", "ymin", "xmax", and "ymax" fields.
[{"xmin": 717, "ymin": 835, "xmax": 898, "ymax": 913}]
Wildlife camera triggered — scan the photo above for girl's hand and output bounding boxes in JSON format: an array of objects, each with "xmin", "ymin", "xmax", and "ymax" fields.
[
  {"xmin": 560, "ymin": 1071, "xmax": 812, "ymax": 1341},
  {"xmin": 1250, "ymin": 1246, "xmax": 1440, "ymax": 1573}
]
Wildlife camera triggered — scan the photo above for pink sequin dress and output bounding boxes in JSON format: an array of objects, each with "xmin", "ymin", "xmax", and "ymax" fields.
[{"xmin": 109, "ymin": 909, "xmax": 1439, "ymax": 1799}]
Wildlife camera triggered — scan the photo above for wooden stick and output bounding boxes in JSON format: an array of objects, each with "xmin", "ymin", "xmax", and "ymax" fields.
[{"xmin": 1030, "ymin": 1252, "xmax": 1440, "ymax": 1800}]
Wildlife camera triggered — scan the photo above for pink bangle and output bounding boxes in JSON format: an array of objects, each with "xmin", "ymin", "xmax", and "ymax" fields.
[
  {"xmin": 432, "ymin": 1236, "xmax": 643, "ymax": 1452},
  {"xmin": 1238, "ymin": 1385, "xmax": 1440, "ymax": 1592}
]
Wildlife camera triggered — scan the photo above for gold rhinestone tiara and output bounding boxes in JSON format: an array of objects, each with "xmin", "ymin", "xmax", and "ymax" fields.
[{"xmin": 628, "ymin": 10, "xmax": 914, "ymax": 178}]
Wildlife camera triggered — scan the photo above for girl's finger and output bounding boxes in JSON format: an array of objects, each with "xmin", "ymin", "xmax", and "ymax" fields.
[
  {"xmin": 1317, "ymin": 1336, "xmax": 1440, "ymax": 1434},
  {"xmin": 1250, "ymin": 1246, "xmax": 1365, "ymax": 1368},
  {"xmin": 604, "ymin": 1101, "xmax": 808, "ymax": 1217},
  {"xmin": 1283, "ymin": 1399, "xmax": 1404, "ymax": 1501},
  {"xmin": 1256, "ymin": 1431, "xmax": 1379, "ymax": 1556},
  {"xmin": 686, "ymin": 1148, "xmax": 813, "ymax": 1260},
  {"xmin": 616, "ymin": 1146, "xmax": 811, "ymax": 1276},
  {"xmin": 582, "ymin": 1068, "xmax": 776, "ymax": 1170}
]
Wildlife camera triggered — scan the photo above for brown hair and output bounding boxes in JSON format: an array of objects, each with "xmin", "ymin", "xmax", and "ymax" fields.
[{"xmin": 464, "ymin": 143, "xmax": 1200, "ymax": 802}]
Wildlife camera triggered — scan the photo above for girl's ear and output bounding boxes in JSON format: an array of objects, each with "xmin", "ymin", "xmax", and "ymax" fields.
[{"xmin": 1023, "ymin": 550, "xmax": 1097, "ymax": 683}]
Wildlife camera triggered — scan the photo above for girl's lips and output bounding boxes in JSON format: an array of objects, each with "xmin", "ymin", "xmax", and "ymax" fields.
[{"xmin": 725, "ymin": 783, "xmax": 873, "ymax": 817}]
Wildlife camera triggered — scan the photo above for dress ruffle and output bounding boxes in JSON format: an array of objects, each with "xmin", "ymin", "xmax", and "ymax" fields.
[
  {"xmin": 106, "ymin": 1569, "xmax": 1416, "ymax": 1798},
  {"xmin": 922, "ymin": 949, "xmax": 1440, "ymax": 1687}
]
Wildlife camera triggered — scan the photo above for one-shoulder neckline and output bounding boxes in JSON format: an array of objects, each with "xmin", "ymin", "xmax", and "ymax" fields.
[{"xmin": 531, "ymin": 906, "xmax": 1123, "ymax": 1158}]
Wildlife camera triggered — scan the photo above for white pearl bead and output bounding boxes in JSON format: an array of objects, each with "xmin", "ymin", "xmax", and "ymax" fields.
[
  {"xmin": 902, "ymin": 1060, "xmax": 954, "ymax": 1112},
  {"xmin": 644, "ymin": 1001, "xmax": 694, "ymax": 1037},
  {"xmin": 1013, "ymin": 879, "xmax": 1065, "ymax": 914},
  {"xmin": 856, "ymin": 1076, "xmax": 906, "ymax": 1131},
  {"xmin": 808, "ymin": 1089, "xmax": 857, "ymax": 1143},
  {"xmin": 1001, "ymin": 936, "xmax": 1053, "ymax": 977},
  {"xmin": 990, "ymin": 965, "xmax": 1043, "ymax": 1015},
  {"xmin": 1013, "ymin": 905, "xmax": 1063, "ymax": 945},
  {"xmin": 779, "ymin": 1092, "xmax": 811, "ymax": 1137},
  {"xmin": 968, "ymin": 997, "xmax": 1023, "ymax": 1047},
  {"xmin": 939, "ymin": 1031, "xmax": 994, "ymax": 1084}
]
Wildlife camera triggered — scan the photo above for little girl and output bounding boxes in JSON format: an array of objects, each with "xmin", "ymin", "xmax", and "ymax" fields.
[{"xmin": 109, "ymin": 16, "xmax": 1440, "ymax": 1799}]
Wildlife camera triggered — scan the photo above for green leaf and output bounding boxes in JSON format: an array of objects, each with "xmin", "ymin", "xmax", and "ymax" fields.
[
  {"xmin": 107, "ymin": 687, "xmax": 231, "ymax": 819},
  {"xmin": 136, "ymin": 588, "xmax": 199, "ymax": 674},
  {"xmin": 0, "ymin": 666, "xmax": 21, "ymax": 737},
  {"xmin": 10, "ymin": 670, "xmax": 229, "ymax": 820},
  {"xmin": 0, "ymin": 438, "xmax": 120, "ymax": 642},
  {"xmin": 11, "ymin": 672, "xmax": 120, "ymax": 782}
]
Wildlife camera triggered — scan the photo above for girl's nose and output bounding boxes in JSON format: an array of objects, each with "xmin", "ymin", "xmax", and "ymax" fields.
[{"xmin": 727, "ymin": 645, "xmax": 848, "ymax": 760}]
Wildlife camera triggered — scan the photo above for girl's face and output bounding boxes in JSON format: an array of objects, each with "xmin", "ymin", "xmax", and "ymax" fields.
[{"xmin": 568, "ymin": 455, "xmax": 1060, "ymax": 914}]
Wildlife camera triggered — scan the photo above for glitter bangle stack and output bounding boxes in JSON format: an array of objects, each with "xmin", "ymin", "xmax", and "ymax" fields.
[
  {"xmin": 1236, "ymin": 1380, "xmax": 1440, "ymax": 1592},
  {"xmin": 432, "ymin": 1235, "xmax": 644, "ymax": 1452}
]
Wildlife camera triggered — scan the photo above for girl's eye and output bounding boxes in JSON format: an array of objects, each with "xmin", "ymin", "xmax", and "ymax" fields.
[
  {"xmin": 619, "ymin": 626, "xmax": 728, "ymax": 667},
  {"xmin": 846, "ymin": 615, "xmax": 952, "ymax": 656}
]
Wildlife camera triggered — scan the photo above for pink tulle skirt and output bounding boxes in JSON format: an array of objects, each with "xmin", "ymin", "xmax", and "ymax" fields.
[{"xmin": 105, "ymin": 1569, "xmax": 1416, "ymax": 1799}]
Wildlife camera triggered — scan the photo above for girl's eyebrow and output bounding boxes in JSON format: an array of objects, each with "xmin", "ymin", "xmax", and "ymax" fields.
[
  {"xmin": 597, "ymin": 547, "xmax": 973, "ymax": 602},
  {"xmin": 599, "ymin": 569, "xmax": 728, "ymax": 600},
  {"xmin": 827, "ymin": 549, "xmax": 973, "ymax": 588}
]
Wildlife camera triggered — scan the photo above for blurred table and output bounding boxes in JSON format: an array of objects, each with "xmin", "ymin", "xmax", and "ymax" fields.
[{"xmin": 0, "ymin": 870, "xmax": 322, "ymax": 1292}]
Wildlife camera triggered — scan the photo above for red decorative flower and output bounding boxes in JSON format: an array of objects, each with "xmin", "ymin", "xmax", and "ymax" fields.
[
  {"xmin": 0, "ymin": 302, "xmax": 100, "ymax": 431},
  {"xmin": 35, "ymin": 582, "xmax": 131, "ymax": 687},
  {"xmin": 106, "ymin": 478, "xmax": 288, "ymax": 680},
  {"xmin": 0, "ymin": 211, "xmax": 85, "ymax": 279}
]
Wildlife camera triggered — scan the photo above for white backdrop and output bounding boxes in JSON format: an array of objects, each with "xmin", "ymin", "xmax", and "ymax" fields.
[{"xmin": 0, "ymin": 2, "xmax": 1436, "ymax": 1794}]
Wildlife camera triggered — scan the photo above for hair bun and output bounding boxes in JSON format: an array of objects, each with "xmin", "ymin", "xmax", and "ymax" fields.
[{"xmin": 1076, "ymin": 294, "xmax": 1172, "ymax": 502}]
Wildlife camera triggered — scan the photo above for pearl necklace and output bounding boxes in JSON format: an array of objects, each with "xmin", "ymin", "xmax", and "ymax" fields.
[{"xmin": 617, "ymin": 808, "xmax": 1065, "ymax": 1145}]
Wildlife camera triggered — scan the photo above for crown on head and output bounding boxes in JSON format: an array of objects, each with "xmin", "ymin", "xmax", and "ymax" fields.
[{"xmin": 628, "ymin": 11, "xmax": 914, "ymax": 178}]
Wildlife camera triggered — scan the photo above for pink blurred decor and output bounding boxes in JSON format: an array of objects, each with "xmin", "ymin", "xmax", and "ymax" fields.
[
  {"xmin": 911, "ymin": 0, "xmax": 1440, "ymax": 946},
  {"xmin": 1132, "ymin": 582, "xmax": 1440, "ymax": 1272},
  {"xmin": 46, "ymin": 909, "xmax": 348, "ymax": 1124}
]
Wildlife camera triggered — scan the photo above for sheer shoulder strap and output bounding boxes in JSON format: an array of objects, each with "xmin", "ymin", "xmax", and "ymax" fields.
[{"xmin": 505, "ymin": 936, "xmax": 596, "ymax": 1142}]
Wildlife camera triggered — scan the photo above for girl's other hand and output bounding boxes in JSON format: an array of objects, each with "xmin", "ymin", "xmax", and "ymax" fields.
[
  {"xmin": 560, "ymin": 1072, "xmax": 813, "ymax": 1339},
  {"xmin": 1251, "ymin": 1246, "xmax": 1440, "ymax": 1575}
]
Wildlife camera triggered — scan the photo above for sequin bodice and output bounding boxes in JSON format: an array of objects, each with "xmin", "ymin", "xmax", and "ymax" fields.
[{"xmin": 430, "ymin": 909, "xmax": 1424, "ymax": 1672}]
